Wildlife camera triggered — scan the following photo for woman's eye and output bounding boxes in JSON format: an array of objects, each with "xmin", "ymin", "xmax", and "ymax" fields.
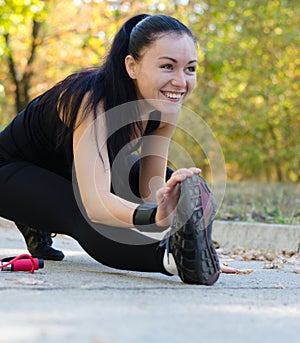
[
  {"xmin": 187, "ymin": 66, "xmax": 196, "ymax": 73},
  {"xmin": 161, "ymin": 64, "xmax": 173, "ymax": 70}
]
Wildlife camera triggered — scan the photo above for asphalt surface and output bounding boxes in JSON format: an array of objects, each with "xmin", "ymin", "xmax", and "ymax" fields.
[{"xmin": 1, "ymin": 219, "xmax": 299, "ymax": 343}]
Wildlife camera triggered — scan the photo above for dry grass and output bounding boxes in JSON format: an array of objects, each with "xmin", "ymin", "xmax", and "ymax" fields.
[{"xmin": 216, "ymin": 182, "xmax": 300, "ymax": 225}]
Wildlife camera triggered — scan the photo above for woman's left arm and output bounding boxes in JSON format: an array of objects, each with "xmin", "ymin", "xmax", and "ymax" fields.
[{"xmin": 139, "ymin": 122, "xmax": 176, "ymax": 202}]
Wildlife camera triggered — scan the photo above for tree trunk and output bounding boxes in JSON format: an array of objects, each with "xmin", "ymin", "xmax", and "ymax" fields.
[{"xmin": 5, "ymin": 20, "xmax": 42, "ymax": 113}]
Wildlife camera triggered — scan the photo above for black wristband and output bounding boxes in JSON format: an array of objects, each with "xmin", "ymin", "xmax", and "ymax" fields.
[
  {"xmin": 133, "ymin": 202, "xmax": 157, "ymax": 225},
  {"xmin": 133, "ymin": 203, "xmax": 160, "ymax": 232}
]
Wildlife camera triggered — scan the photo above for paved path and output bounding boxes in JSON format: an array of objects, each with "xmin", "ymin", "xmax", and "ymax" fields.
[{"xmin": 0, "ymin": 221, "xmax": 299, "ymax": 343}]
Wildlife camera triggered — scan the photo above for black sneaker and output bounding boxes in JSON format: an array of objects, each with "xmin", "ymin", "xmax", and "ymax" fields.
[
  {"xmin": 167, "ymin": 174, "xmax": 220, "ymax": 285},
  {"xmin": 16, "ymin": 224, "xmax": 65, "ymax": 261}
]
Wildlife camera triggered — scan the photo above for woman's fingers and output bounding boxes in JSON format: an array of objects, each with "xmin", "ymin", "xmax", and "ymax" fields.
[
  {"xmin": 220, "ymin": 264, "xmax": 239, "ymax": 274},
  {"xmin": 166, "ymin": 168, "xmax": 199, "ymax": 187},
  {"xmin": 171, "ymin": 167, "xmax": 201, "ymax": 177},
  {"xmin": 189, "ymin": 167, "xmax": 202, "ymax": 174}
]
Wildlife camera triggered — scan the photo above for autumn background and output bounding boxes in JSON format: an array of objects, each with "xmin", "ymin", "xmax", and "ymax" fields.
[{"xmin": 0, "ymin": 0, "xmax": 299, "ymax": 224}]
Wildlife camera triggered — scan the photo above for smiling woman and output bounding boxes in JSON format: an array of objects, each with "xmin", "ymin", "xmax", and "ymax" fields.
[
  {"xmin": 0, "ymin": 14, "xmax": 224, "ymax": 285},
  {"xmin": 124, "ymin": 34, "xmax": 198, "ymax": 110}
]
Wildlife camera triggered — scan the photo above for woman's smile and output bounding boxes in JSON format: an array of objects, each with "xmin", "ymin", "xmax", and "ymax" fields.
[{"xmin": 160, "ymin": 91, "xmax": 185, "ymax": 101}]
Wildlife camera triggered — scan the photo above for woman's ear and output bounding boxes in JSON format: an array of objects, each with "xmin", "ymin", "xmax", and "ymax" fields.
[{"xmin": 125, "ymin": 55, "xmax": 137, "ymax": 79}]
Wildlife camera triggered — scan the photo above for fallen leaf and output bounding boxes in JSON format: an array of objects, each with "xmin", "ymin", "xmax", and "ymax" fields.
[
  {"xmin": 274, "ymin": 285, "xmax": 284, "ymax": 289},
  {"xmin": 14, "ymin": 278, "xmax": 49, "ymax": 286}
]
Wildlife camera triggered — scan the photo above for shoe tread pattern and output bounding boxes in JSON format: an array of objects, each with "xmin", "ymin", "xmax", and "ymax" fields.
[{"xmin": 170, "ymin": 174, "xmax": 220, "ymax": 285}]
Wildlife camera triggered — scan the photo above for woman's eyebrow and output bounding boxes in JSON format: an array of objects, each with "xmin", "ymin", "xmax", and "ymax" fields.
[{"xmin": 158, "ymin": 56, "xmax": 198, "ymax": 64}]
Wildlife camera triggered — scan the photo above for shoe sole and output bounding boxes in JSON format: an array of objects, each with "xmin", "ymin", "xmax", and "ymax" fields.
[
  {"xmin": 170, "ymin": 174, "xmax": 220, "ymax": 285},
  {"xmin": 30, "ymin": 249, "xmax": 65, "ymax": 261}
]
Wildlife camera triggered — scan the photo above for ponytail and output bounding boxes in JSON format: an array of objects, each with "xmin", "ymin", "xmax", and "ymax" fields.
[
  {"xmin": 103, "ymin": 14, "xmax": 150, "ymax": 111},
  {"xmin": 102, "ymin": 14, "xmax": 150, "ymax": 162}
]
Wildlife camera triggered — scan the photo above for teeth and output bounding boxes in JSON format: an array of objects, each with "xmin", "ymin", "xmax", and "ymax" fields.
[{"xmin": 163, "ymin": 92, "xmax": 182, "ymax": 99}]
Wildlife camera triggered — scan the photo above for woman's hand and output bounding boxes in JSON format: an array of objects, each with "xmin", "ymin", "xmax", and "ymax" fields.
[
  {"xmin": 220, "ymin": 264, "xmax": 253, "ymax": 274},
  {"xmin": 220, "ymin": 264, "xmax": 239, "ymax": 274},
  {"xmin": 155, "ymin": 167, "xmax": 201, "ymax": 227}
]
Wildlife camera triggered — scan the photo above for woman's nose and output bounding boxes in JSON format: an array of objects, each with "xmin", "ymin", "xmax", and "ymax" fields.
[{"xmin": 171, "ymin": 70, "xmax": 187, "ymax": 88}]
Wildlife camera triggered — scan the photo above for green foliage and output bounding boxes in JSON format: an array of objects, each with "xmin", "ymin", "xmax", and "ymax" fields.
[
  {"xmin": 0, "ymin": 0, "xmax": 299, "ymax": 181},
  {"xmin": 217, "ymin": 181, "xmax": 300, "ymax": 225},
  {"xmin": 186, "ymin": 0, "xmax": 300, "ymax": 182},
  {"xmin": 0, "ymin": 0, "xmax": 46, "ymax": 30},
  {"xmin": 0, "ymin": 0, "xmax": 48, "ymax": 116}
]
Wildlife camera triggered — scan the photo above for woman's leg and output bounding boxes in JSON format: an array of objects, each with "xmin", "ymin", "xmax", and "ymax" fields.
[
  {"xmin": 111, "ymin": 154, "xmax": 173, "ymax": 202},
  {"xmin": 128, "ymin": 156, "xmax": 173, "ymax": 198},
  {"xmin": 0, "ymin": 161, "xmax": 166, "ymax": 273}
]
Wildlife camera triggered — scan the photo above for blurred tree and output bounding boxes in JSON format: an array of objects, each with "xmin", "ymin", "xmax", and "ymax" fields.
[{"xmin": 0, "ymin": 0, "xmax": 48, "ymax": 115}]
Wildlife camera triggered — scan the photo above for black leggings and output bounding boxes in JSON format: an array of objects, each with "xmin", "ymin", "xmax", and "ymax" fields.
[{"xmin": 0, "ymin": 158, "xmax": 173, "ymax": 274}]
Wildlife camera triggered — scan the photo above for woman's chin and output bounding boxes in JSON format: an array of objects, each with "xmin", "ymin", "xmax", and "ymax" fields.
[{"xmin": 146, "ymin": 98, "xmax": 183, "ymax": 115}]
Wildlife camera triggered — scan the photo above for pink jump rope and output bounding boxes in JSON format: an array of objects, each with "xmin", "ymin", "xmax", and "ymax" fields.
[{"xmin": 0, "ymin": 254, "xmax": 44, "ymax": 273}]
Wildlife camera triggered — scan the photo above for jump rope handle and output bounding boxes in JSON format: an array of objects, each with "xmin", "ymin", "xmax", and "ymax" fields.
[{"xmin": 0, "ymin": 254, "xmax": 44, "ymax": 273}]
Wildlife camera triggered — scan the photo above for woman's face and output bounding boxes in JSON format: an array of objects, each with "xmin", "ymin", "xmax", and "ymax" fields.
[{"xmin": 125, "ymin": 33, "xmax": 197, "ymax": 114}]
